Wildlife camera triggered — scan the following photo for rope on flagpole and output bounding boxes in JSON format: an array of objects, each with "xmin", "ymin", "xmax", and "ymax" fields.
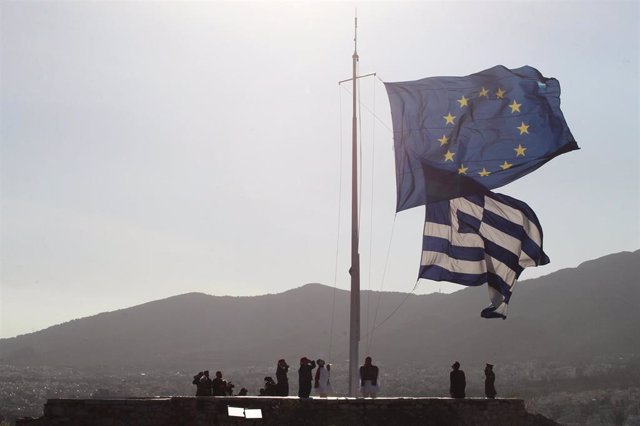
[
  {"xmin": 363, "ymin": 277, "xmax": 420, "ymax": 344},
  {"xmin": 327, "ymin": 83, "xmax": 346, "ymax": 361},
  {"xmin": 339, "ymin": 79, "xmax": 393, "ymax": 135},
  {"xmin": 364, "ymin": 75, "xmax": 376, "ymax": 355}
]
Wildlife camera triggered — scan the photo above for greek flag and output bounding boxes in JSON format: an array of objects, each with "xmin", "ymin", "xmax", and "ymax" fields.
[{"xmin": 420, "ymin": 192, "xmax": 549, "ymax": 319}]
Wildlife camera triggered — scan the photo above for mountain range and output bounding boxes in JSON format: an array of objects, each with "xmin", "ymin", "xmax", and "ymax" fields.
[{"xmin": 1, "ymin": 250, "xmax": 638, "ymax": 370}]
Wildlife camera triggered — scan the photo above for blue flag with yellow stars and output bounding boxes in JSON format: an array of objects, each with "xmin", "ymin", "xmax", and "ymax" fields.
[{"xmin": 385, "ymin": 65, "xmax": 579, "ymax": 212}]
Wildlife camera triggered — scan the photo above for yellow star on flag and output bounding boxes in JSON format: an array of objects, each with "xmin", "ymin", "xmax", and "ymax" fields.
[
  {"xmin": 443, "ymin": 150, "xmax": 455, "ymax": 162},
  {"xmin": 496, "ymin": 88, "xmax": 506, "ymax": 99},
  {"xmin": 514, "ymin": 144, "xmax": 527, "ymax": 157},
  {"xmin": 443, "ymin": 112, "xmax": 456, "ymax": 125},
  {"xmin": 517, "ymin": 122, "xmax": 530, "ymax": 135},
  {"xmin": 457, "ymin": 96, "xmax": 469, "ymax": 108},
  {"xmin": 500, "ymin": 161, "xmax": 513, "ymax": 170},
  {"xmin": 478, "ymin": 168, "xmax": 491, "ymax": 177},
  {"xmin": 509, "ymin": 100, "xmax": 522, "ymax": 113},
  {"xmin": 479, "ymin": 87, "xmax": 489, "ymax": 97},
  {"xmin": 457, "ymin": 164, "xmax": 468, "ymax": 175},
  {"xmin": 438, "ymin": 135, "xmax": 449, "ymax": 146}
]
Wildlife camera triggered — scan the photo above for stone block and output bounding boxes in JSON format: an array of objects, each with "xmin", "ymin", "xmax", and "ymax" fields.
[{"xmin": 18, "ymin": 397, "xmax": 560, "ymax": 426}]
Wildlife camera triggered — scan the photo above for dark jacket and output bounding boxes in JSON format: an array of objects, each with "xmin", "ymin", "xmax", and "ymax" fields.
[
  {"xmin": 485, "ymin": 370, "xmax": 497, "ymax": 398},
  {"xmin": 212, "ymin": 377, "xmax": 227, "ymax": 396},
  {"xmin": 297, "ymin": 360, "xmax": 316, "ymax": 398},
  {"xmin": 359, "ymin": 364, "xmax": 379, "ymax": 386},
  {"xmin": 195, "ymin": 375, "xmax": 212, "ymax": 396},
  {"xmin": 450, "ymin": 369, "xmax": 466, "ymax": 398},
  {"xmin": 276, "ymin": 365, "xmax": 289, "ymax": 396},
  {"xmin": 298, "ymin": 360, "xmax": 316, "ymax": 383},
  {"xmin": 263, "ymin": 379, "xmax": 278, "ymax": 396}
]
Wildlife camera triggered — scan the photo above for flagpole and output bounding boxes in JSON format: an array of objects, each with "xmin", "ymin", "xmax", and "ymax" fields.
[{"xmin": 348, "ymin": 14, "xmax": 361, "ymax": 398}]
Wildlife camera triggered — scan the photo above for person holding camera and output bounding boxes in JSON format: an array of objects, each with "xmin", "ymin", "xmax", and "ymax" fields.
[{"xmin": 298, "ymin": 357, "xmax": 316, "ymax": 398}]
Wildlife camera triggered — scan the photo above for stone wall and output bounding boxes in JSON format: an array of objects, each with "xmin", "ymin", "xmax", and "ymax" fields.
[{"xmin": 17, "ymin": 397, "xmax": 560, "ymax": 426}]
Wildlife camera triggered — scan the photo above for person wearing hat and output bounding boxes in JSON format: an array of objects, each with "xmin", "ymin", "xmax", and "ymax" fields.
[
  {"xmin": 484, "ymin": 363, "xmax": 497, "ymax": 399},
  {"xmin": 449, "ymin": 361, "xmax": 466, "ymax": 398},
  {"xmin": 298, "ymin": 357, "xmax": 316, "ymax": 398}
]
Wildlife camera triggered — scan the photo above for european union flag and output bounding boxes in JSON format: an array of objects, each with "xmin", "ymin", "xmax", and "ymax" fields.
[
  {"xmin": 421, "ymin": 191, "xmax": 549, "ymax": 319},
  {"xmin": 385, "ymin": 65, "xmax": 579, "ymax": 212}
]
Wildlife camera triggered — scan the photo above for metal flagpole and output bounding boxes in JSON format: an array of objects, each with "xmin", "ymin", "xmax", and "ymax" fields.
[
  {"xmin": 338, "ymin": 13, "xmax": 375, "ymax": 398},
  {"xmin": 348, "ymin": 14, "xmax": 361, "ymax": 398}
]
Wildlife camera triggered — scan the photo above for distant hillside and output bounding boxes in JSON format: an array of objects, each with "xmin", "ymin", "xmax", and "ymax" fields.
[{"xmin": 1, "ymin": 250, "xmax": 638, "ymax": 370}]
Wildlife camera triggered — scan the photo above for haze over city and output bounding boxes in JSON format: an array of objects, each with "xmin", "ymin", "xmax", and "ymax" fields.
[{"xmin": 1, "ymin": 1, "xmax": 638, "ymax": 339}]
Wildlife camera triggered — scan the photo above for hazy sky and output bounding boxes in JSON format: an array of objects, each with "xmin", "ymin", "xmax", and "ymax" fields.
[{"xmin": 1, "ymin": 1, "xmax": 638, "ymax": 338}]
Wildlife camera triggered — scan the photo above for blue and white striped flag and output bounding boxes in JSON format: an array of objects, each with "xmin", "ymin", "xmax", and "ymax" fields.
[{"xmin": 420, "ymin": 192, "xmax": 549, "ymax": 319}]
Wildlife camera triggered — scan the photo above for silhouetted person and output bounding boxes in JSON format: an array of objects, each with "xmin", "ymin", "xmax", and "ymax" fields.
[
  {"xmin": 261, "ymin": 376, "xmax": 278, "ymax": 396},
  {"xmin": 193, "ymin": 370, "xmax": 212, "ymax": 396},
  {"xmin": 484, "ymin": 363, "xmax": 497, "ymax": 399},
  {"xmin": 359, "ymin": 356, "xmax": 379, "ymax": 398},
  {"xmin": 192, "ymin": 371, "xmax": 203, "ymax": 395},
  {"xmin": 298, "ymin": 357, "xmax": 316, "ymax": 398},
  {"xmin": 450, "ymin": 361, "xmax": 466, "ymax": 398},
  {"xmin": 238, "ymin": 387, "xmax": 248, "ymax": 396},
  {"xmin": 211, "ymin": 371, "xmax": 227, "ymax": 396},
  {"xmin": 225, "ymin": 381, "xmax": 235, "ymax": 396},
  {"xmin": 276, "ymin": 359, "xmax": 290, "ymax": 396}
]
